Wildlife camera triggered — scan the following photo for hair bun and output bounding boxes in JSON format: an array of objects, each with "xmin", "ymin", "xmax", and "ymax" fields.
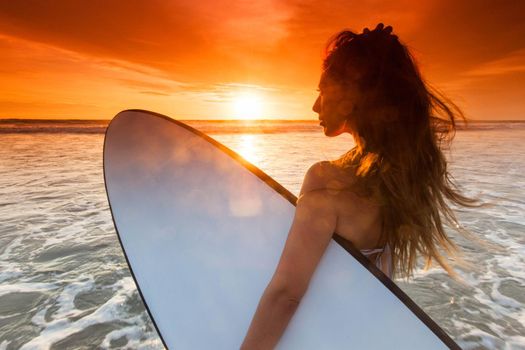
[{"xmin": 361, "ymin": 23, "xmax": 396, "ymax": 41}]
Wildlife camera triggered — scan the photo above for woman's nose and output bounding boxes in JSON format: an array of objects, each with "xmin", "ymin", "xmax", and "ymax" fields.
[{"xmin": 312, "ymin": 95, "xmax": 321, "ymax": 113}]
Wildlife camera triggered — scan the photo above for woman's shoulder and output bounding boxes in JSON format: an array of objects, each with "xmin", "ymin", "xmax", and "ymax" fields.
[{"xmin": 300, "ymin": 160, "xmax": 356, "ymax": 195}]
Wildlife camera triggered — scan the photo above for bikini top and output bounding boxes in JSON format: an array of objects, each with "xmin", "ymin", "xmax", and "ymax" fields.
[
  {"xmin": 360, "ymin": 243, "xmax": 393, "ymax": 278},
  {"xmin": 334, "ymin": 234, "xmax": 393, "ymax": 279}
]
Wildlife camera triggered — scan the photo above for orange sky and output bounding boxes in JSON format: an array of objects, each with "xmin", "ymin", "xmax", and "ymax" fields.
[{"xmin": 0, "ymin": 0, "xmax": 524, "ymax": 120}]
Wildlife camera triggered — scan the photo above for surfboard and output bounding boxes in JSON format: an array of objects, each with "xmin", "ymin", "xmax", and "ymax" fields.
[{"xmin": 103, "ymin": 109, "xmax": 459, "ymax": 349}]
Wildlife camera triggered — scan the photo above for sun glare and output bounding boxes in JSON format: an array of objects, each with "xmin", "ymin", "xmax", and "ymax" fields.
[
  {"xmin": 238, "ymin": 134, "xmax": 261, "ymax": 164},
  {"xmin": 233, "ymin": 92, "xmax": 263, "ymax": 120}
]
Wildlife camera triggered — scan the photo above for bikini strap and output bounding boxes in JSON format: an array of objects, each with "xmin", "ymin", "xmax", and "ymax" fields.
[{"xmin": 360, "ymin": 247, "xmax": 384, "ymax": 256}]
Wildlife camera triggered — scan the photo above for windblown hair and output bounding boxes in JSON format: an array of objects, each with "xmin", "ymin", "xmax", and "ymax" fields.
[{"xmin": 324, "ymin": 24, "xmax": 483, "ymax": 280}]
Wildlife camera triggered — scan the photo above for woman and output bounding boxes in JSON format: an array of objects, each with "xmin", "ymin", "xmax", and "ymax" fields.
[{"xmin": 240, "ymin": 23, "xmax": 480, "ymax": 349}]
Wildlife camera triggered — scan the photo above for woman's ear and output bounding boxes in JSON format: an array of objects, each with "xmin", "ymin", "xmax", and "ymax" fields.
[{"xmin": 337, "ymin": 92, "xmax": 361, "ymax": 123}]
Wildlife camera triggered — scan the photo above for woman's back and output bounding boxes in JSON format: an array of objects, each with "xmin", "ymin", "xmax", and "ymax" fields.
[{"xmin": 300, "ymin": 160, "xmax": 392, "ymax": 276}]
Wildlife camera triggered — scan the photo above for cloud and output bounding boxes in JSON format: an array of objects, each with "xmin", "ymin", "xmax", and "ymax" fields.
[
  {"xmin": 0, "ymin": 0, "xmax": 437, "ymax": 87},
  {"xmin": 0, "ymin": 99, "xmax": 106, "ymax": 118},
  {"xmin": 139, "ymin": 91, "xmax": 172, "ymax": 97},
  {"xmin": 0, "ymin": 0, "xmax": 524, "ymax": 119},
  {"xmin": 176, "ymin": 82, "xmax": 286, "ymax": 104},
  {"xmin": 0, "ymin": 0, "xmax": 294, "ymax": 83},
  {"xmin": 1, "ymin": 0, "xmax": 524, "ymax": 82},
  {"xmin": 437, "ymin": 48, "xmax": 525, "ymax": 94},
  {"xmin": 462, "ymin": 49, "xmax": 525, "ymax": 77},
  {"xmin": 409, "ymin": 0, "xmax": 525, "ymax": 76},
  {"xmin": 117, "ymin": 78, "xmax": 183, "ymax": 95}
]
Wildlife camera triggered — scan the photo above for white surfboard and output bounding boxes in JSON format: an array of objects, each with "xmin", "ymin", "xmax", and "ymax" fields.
[{"xmin": 103, "ymin": 109, "xmax": 459, "ymax": 349}]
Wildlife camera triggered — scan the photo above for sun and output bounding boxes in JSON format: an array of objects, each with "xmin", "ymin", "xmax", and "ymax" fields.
[{"xmin": 233, "ymin": 92, "xmax": 263, "ymax": 120}]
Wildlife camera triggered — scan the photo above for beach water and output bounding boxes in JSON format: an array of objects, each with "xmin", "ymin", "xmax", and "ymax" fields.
[{"xmin": 0, "ymin": 119, "xmax": 524, "ymax": 349}]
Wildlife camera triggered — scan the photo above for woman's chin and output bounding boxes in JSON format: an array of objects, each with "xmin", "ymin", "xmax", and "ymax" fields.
[
  {"xmin": 323, "ymin": 127, "xmax": 342, "ymax": 137},
  {"xmin": 322, "ymin": 122, "xmax": 352, "ymax": 137}
]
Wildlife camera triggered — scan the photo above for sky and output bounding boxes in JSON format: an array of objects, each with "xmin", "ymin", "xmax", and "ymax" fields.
[{"xmin": 0, "ymin": 0, "xmax": 524, "ymax": 120}]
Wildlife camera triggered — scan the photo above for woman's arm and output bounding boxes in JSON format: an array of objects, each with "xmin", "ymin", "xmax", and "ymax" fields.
[{"xmin": 240, "ymin": 189, "xmax": 337, "ymax": 349}]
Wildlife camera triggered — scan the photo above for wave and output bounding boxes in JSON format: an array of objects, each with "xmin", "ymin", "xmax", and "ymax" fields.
[
  {"xmin": 0, "ymin": 120, "xmax": 109, "ymax": 134},
  {"xmin": 1, "ymin": 118, "xmax": 524, "ymax": 134}
]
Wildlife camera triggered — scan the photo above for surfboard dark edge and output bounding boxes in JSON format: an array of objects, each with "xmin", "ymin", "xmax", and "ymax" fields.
[
  {"xmin": 102, "ymin": 112, "xmax": 170, "ymax": 350},
  {"xmin": 103, "ymin": 109, "xmax": 460, "ymax": 350}
]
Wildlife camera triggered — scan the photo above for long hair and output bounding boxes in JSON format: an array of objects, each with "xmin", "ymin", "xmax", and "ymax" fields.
[{"xmin": 323, "ymin": 25, "xmax": 485, "ymax": 280}]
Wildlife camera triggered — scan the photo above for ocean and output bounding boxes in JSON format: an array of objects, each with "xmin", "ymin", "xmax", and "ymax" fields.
[{"xmin": 0, "ymin": 119, "xmax": 524, "ymax": 349}]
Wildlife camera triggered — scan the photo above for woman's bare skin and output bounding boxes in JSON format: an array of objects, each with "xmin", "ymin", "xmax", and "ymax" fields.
[{"xmin": 300, "ymin": 160, "xmax": 388, "ymax": 273}]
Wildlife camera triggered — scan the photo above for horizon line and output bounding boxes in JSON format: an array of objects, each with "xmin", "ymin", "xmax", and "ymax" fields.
[{"xmin": 1, "ymin": 118, "xmax": 525, "ymax": 123}]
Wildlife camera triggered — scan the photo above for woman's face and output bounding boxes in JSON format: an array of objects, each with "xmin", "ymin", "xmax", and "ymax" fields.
[{"xmin": 313, "ymin": 74, "xmax": 360, "ymax": 137}]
